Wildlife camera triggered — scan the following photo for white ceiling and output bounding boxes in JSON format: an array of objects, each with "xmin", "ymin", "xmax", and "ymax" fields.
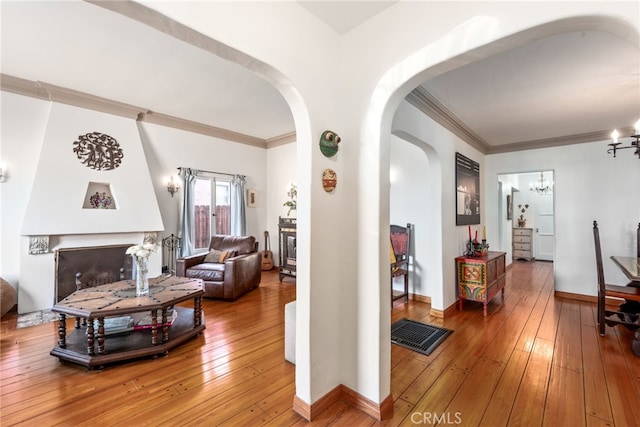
[{"xmin": 2, "ymin": 1, "xmax": 639, "ymax": 151}]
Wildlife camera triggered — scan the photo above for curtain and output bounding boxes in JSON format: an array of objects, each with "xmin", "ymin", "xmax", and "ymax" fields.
[
  {"xmin": 179, "ymin": 168, "xmax": 198, "ymax": 257},
  {"xmin": 230, "ymin": 174, "xmax": 247, "ymax": 236}
]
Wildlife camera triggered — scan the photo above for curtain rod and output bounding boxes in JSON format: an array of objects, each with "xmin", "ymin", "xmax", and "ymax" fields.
[{"xmin": 177, "ymin": 167, "xmax": 245, "ymax": 178}]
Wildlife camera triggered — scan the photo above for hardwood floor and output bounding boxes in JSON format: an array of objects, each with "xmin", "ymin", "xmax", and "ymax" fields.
[{"xmin": 1, "ymin": 261, "xmax": 639, "ymax": 426}]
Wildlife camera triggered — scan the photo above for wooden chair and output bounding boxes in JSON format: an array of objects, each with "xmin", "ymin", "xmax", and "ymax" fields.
[
  {"xmin": 593, "ymin": 221, "xmax": 640, "ymax": 336},
  {"xmin": 390, "ymin": 223, "xmax": 412, "ymax": 306}
]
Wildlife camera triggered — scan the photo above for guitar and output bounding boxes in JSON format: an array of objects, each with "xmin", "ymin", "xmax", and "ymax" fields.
[{"xmin": 261, "ymin": 230, "xmax": 274, "ymax": 271}]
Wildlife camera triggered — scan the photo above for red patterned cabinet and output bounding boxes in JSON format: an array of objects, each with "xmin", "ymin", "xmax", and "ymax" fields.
[{"xmin": 455, "ymin": 251, "xmax": 506, "ymax": 316}]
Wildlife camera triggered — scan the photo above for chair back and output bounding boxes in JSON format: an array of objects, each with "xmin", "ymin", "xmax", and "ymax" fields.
[
  {"xmin": 390, "ymin": 223, "xmax": 412, "ymax": 260},
  {"xmin": 592, "ymin": 221, "xmax": 606, "ymax": 293}
]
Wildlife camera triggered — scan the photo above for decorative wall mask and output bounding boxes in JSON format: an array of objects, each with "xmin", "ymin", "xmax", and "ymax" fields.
[
  {"xmin": 73, "ymin": 132, "xmax": 124, "ymax": 170},
  {"xmin": 319, "ymin": 130, "xmax": 341, "ymax": 158},
  {"xmin": 322, "ymin": 168, "xmax": 337, "ymax": 192}
]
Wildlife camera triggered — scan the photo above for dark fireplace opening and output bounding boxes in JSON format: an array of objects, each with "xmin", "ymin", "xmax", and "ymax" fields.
[{"xmin": 55, "ymin": 244, "xmax": 133, "ymax": 302}]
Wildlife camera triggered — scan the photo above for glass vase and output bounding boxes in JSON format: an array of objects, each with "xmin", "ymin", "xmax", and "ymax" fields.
[{"xmin": 136, "ymin": 259, "xmax": 149, "ymax": 296}]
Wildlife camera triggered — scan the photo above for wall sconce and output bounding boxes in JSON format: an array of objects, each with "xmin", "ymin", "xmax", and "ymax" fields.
[
  {"xmin": 607, "ymin": 119, "xmax": 640, "ymax": 159},
  {"xmin": 166, "ymin": 175, "xmax": 180, "ymax": 197},
  {"xmin": 0, "ymin": 166, "xmax": 6, "ymax": 183}
]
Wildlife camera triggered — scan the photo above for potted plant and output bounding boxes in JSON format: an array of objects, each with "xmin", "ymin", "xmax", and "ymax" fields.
[{"xmin": 283, "ymin": 183, "xmax": 297, "ymax": 217}]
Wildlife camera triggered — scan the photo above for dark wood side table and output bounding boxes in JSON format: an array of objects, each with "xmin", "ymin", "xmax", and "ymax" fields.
[
  {"xmin": 278, "ymin": 217, "xmax": 297, "ymax": 282},
  {"xmin": 50, "ymin": 275, "xmax": 205, "ymax": 369},
  {"xmin": 455, "ymin": 251, "xmax": 506, "ymax": 316}
]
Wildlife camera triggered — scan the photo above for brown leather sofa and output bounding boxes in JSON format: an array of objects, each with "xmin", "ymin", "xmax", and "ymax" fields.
[{"xmin": 176, "ymin": 235, "xmax": 261, "ymax": 300}]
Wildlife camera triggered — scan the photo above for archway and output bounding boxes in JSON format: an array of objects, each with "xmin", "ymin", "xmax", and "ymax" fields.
[
  {"xmin": 390, "ymin": 131, "xmax": 444, "ymax": 312},
  {"xmin": 363, "ymin": 14, "xmax": 639, "ymax": 407}
]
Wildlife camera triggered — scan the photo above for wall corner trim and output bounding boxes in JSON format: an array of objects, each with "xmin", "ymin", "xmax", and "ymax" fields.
[{"xmin": 293, "ymin": 385, "xmax": 394, "ymax": 421}]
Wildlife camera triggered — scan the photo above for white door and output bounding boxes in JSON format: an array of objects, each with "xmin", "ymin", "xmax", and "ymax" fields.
[
  {"xmin": 534, "ymin": 194, "xmax": 554, "ymax": 261},
  {"xmin": 536, "ymin": 213, "xmax": 554, "ymax": 261}
]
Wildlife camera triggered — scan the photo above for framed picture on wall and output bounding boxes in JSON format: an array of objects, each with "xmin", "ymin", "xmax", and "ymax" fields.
[
  {"xmin": 455, "ymin": 152, "xmax": 480, "ymax": 225},
  {"xmin": 507, "ymin": 193, "xmax": 513, "ymax": 220},
  {"xmin": 247, "ymin": 189, "xmax": 257, "ymax": 208}
]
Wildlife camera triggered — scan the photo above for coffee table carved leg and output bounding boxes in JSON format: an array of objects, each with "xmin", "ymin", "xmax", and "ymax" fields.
[
  {"xmin": 57, "ymin": 313, "xmax": 66, "ymax": 348},
  {"xmin": 162, "ymin": 308, "xmax": 169, "ymax": 343},
  {"xmin": 194, "ymin": 296, "xmax": 202, "ymax": 327},
  {"xmin": 151, "ymin": 310, "xmax": 158, "ymax": 345},
  {"xmin": 86, "ymin": 318, "xmax": 95, "ymax": 356},
  {"xmin": 97, "ymin": 317, "xmax": 106, "ymax": 355}
]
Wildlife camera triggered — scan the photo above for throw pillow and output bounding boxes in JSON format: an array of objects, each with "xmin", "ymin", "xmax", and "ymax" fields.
[{"xmin": 204, "ymin": 249, "xmax": 231, "ymax": 263}]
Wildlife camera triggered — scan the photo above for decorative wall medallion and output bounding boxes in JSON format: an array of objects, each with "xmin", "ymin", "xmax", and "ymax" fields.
[
  {"xmin": 73, "ymin": 132, "xmax": 124, "ymax": 170},
  {"xmin": 29, "ymin": 236, "xmax": 49, "ymax": 254},
  {"xmin": 322, "ymin": 168, "xmax": 337, "ymax": 192},
  {"xmin": 319, "ymin": 130, "xmax": 340, "ymax": 158}
]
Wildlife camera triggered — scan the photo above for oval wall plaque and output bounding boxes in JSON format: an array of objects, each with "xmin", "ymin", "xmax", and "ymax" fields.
[{"xmin": 322, "ymin": 168, "xmax": 337, "ymax": 192}]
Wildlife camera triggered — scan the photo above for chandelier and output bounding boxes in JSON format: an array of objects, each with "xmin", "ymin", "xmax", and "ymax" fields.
[
  {"xmin": 607, "ymin": 119, "xmax": 640, "ymax": 159},
  {"xmin": 529, "ymin": 171, "xmax": 553, "ymax": 195}
]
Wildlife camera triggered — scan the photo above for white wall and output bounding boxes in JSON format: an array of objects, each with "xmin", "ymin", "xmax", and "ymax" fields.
[
  {"xmin": 393, "ymin": 102, "xmax": 486, "ymax": 312},
  {"xmin": 20, "ymin": 103, "xmax": 164, "ymax": 235},
  {"xmin": 497, "ymin": 177, "xmax": 515, "ymax": 262},
  {"xmin": 0, "ymin": 92, "xmax": 51, "ymax": 289},
  {"xmin": 390, "ymin": 135, "xmax": 442, "ymax": 301},
  {"xmin": 266, "ymin": 142, "xmax": 297, "ymax": 266},
  {"xmin": 137, "ymin": 121, "xmax": 268, "ymax": 242},
  {"xmin": 485, "ymin": 140, "xmax": 639, "ymax": 296}
]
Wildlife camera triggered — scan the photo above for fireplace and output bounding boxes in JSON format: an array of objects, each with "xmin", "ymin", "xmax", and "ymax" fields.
[{"xmin": 54, "ymin": 244, "xmax": 133, "ymax": 302}]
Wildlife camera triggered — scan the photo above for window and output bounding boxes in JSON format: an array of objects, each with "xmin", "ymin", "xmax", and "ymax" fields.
[{"xmin": 194, "ymin": 177, "xmax": 231, "ymax": 251}]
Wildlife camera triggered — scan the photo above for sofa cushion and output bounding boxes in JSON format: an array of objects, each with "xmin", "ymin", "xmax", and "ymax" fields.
[
  {"xmin": 203, "ymin": 249, "xmax": 233, "ymax": 263},
  {"xmin": 186, "ymin": 262, "xmax": 225, "ymax": 282},
  {"xmin": 209, "ymin": 235, "xmax": 256, "ymax": 256}
]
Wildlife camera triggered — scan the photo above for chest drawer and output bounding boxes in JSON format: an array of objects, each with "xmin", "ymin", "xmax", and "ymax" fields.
[
  {"xmin": 513, "ymin": 242, "xmax": 531, "ymax": 250},
  {"xmin": 513, "ymin": 235, "xmax": 531, "ymax": 244},
  {"xmin": 513, "ymin": 228, "xmax": 532, "ymax": 236},
  {"xmin": 513, "ymin": 249, "xmax": 531, "ymax": 258}
]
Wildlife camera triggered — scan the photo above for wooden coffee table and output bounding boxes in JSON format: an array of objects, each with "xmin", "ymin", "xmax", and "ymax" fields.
[{"xmin": 50, "ymin": 275, "xmax": 205, "ymax": 368}]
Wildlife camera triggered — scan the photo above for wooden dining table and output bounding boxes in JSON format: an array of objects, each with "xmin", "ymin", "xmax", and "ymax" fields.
[{"xmin": 610, "ymin": 256, "xmax": 640, "ymax": 356}]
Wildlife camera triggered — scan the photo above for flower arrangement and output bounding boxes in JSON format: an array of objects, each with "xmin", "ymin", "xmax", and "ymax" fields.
[
  {"xmin": 517, "ymin": 204, "xmax": 529, "ymax": 227},
  {"xmin": 283, "ymin": 182, "xmax": 297, "ymax": 216},
  {"xmin": 126, "ymin": 243, "xmax": 157, "ymax": 296},
  {"xmin": 89, "ymin": 191, "xmax": 113, "ymax": 209},
  {"xmin": 126, "ymin": 243, "xmax": 157, "ymax": 263}
]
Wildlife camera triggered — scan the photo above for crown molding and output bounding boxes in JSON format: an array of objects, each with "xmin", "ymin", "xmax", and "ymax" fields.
[
  {"xmin": 137, "ymin": 111, "xmax": 266, "ymax": 148},
  {"xmin": 406, "ymin": 86, "xmax": 490, "ymax": 154},
  {"xmin": 486, "ymin": 127, "xmax": 633, "ymax": 154},
  {"xmin": 1, "ymin": 73, "xmax": 273, "ymax": 148},
  {"xmin": 266, "ymin": 131, "xmax": 297, "ymax": 148},
  {"xmin": 2, "ymin": 73, "xmax": 143, "ymax": 119},
  {"xmin": 406, "ymin": 85, "xmax": 623, "ymax": 155},
  {"xmin": 1, "ymin": 74, "xmax": 50, "ymax": 100}
]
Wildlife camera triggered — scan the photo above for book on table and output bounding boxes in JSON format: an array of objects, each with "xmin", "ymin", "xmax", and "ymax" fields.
[{"xmin": 89, "ymin": 309, "xmax": 177, "ymax": 335}]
